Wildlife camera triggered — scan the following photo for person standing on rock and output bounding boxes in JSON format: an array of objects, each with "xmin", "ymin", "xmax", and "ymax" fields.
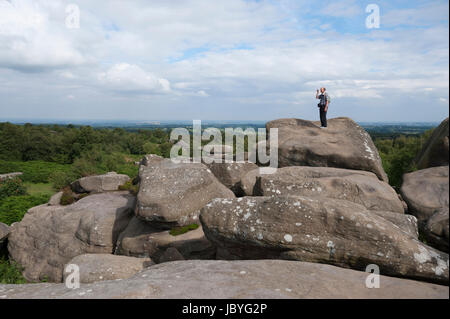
[{"xmin": 316, "ymin": 88, "xmax": 330, "ymax": 128}]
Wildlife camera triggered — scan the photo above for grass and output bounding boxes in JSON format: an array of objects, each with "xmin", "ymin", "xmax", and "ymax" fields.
[
  {"xmin": 169, "ymin": 223, "xmax": 199, "ymax": 236},
  {"xmin": 23, "ymin": 182, "xmax": 55, "ymax": 197}
]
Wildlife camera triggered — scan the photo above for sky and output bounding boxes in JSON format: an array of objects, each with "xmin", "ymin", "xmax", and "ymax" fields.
[{"xmin": 0, "ymin": 0, "xmax": 448, "ymax": 123}]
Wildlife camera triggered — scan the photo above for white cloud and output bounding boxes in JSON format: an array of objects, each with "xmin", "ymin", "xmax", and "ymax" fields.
[
  {"xmin": 0, "ymin": 0, "xmax": 86, "ymax": 71},
  {"xmin": 0, "ymin": 0, "xmax": 448, "ymax": 121},
  {"xmin": 97, "ymin": 63, "xmax": 170, "ymax": 94}
]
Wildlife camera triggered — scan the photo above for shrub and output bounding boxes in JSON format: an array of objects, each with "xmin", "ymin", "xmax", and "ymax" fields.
[
  {"xmin": 0, "ymin": 160, "xmax": 72, "ymax": 184},
  {"xmin": 0, "ymin": 257, "xmax": 27, "ymax": 284},
  {"xmin": 169, "ymin": 223, "xmax": 199, "ymax": 236},
  {"xmin": 0, "ymin": 178, "xmax": 27, "ymax": 200},
  {"xmin": 49, "ymin": 170, "xmax": 79, "ymax": 191},
  {"xmin": 0, "ymin": 194, "xmax": 50, "ymax": 225},
  {"xmin": 118, "ymin": 180, "xmax": 139, "ymax": 195},
  {"xmin": 60, "ymin": 188, "xmax": 76, "ymax": 206}
]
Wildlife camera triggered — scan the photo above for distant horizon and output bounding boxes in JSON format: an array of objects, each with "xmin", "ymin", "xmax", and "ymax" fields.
[{"xmin": 0, "ymin": 117, "xmax": 442, "ymax": 126}]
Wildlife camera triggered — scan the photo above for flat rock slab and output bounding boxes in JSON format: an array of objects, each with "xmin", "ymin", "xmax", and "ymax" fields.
[
  {"xmin": 250, "ymin": 166, "xmax": 404, "ymax": 213},
  {"xmin": 71, "ymin": 172, "xmax": 130, "ymax": 193},
  {"xmin": 266, "ymin": 118, "xmax": 388, "ymax": 182},
  {"xmin": 0, "ymin": 172, "xmax": 23, "ymax": 181},
  {"xmin": 64, "ymin": 254, "xmax": 153, "ymax": 284},
  {"xmin": 136, "ymin": 158, "xmax": 235, "ymax": 226},
  {"xmin": 200, "ymin": 196, "xmax": 449, "ymax": 285},
  {"xmin": 0, "ymin": 260, "xmax": 447, "ymax": 299},
  {"xmin": 7, "ymin": 192, "xmax": 135, "ymax": 282}
]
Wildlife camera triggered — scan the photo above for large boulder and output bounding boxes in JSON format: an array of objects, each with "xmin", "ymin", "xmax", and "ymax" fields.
[
  {"xmin": 63, "ymin": 254, "xmax": 153, "ymax": 284},
  {"xmin": 206, "ymin": 162, "xmax": 258, "ymax": 195},
  {"xmin": 200, "ymin": 196, "xmax": 449, "ymax": 285},
  {"xmin": 0, "ymin": 222, "xmax": 9, "ymax": 249},
  {"xmin": 136, "ymin": 158, "xmax": 235, "ymax": 226},
  {"xmin": 115, "ymin": 217, "xmax": 215, "ymax": 262},
  {"xmin": 0, "ymin": 260, "xmax": 447, "ymax": 299},
  {"xmin": 423, "ymin": 207, "xmax": 449, "ymax": 253},
  {"xmin": 7, "ymin": 192, "xmax": 135, "ymax": 282},
  {"xmin": 401, "ymin": 166, "xmax": 449, "ymax": 222},
  {"xmin": 248, "ymin": 166, "xmax": 404, "ymax": 213},
  {"xmin": 71, "ymin": 172, "xmax": 130, "ymax": 193},
  {"xmin": 266, "ymin": 118, "xmax": 388, "ymax": 182},
  {"xmin": 415, "ymin": 118, "xmax": 449, "ymax": 169}
]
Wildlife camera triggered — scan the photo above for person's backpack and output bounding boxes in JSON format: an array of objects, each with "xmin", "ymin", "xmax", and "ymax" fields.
[{"xmin": 318, "ymin": 94, "xmax": 327, "ymax": 107}]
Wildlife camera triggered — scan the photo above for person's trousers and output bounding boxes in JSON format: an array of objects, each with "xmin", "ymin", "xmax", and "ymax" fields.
[{"xmin": 319, "ymin": 106, "xmax": 327, "ymax": 127}]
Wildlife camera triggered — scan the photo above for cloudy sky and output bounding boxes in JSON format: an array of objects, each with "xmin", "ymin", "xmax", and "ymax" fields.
[{"xmin": 0, "ymin": 0, "xmax": 448, "ymax": 122}]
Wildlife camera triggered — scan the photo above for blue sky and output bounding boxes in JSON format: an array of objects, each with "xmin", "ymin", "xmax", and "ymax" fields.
[{"xmin": 0, "ymin": 0, "xmax": 448, "ymax": 122}]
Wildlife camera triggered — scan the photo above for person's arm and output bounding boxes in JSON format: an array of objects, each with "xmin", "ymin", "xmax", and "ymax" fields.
[
  {"xmin": 316, "ymin": 89, "xmax": 319, "ymax": 99},
  {"xmin": 325, "ymin": 93, "xmax": 329, "ymax": 112}
]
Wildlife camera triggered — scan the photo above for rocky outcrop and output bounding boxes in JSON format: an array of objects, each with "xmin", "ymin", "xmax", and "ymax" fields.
[
  {"xmin": 0, "ymin": 260, "xmax": 448, "ymax": 299},
  {"xmin": 401, "ymin": 166, "xmax": 449, "ymax": 222},
  {"xmin": 136, "ymin": 158, "xmax": 235, "ymax": 226},
  {"xmin": 415, "ymin": 118, "xmax": 449, "ymax": 169},
  {"xmin": 71, "ymin": 172, "xmax": 130, "ymax": 193},
  {"xmin": 266, "ymin": 118, "xmax": 388, "ymax": 182},
  {"xmin": 63, "ymin": 254, "xmax": 153, "ymax": 284},
  {"xmin": 200, "ymin": 196, "xmax": 449, "ymax": 285},
  {"xmin": 246, "ymin": 166, "xmax": 404, "ymax": 213},
  {"xmin": 206, "ymin": 162, "xmax": 258, "ymax": 195},
  {"xmin": 0, "ymin": 172, "xmax": 23, "ymax": 181},
  {"xmin": 423, "ymin": 207, "xmax": 449, "ymax": 253},
  {"xmin": 115, "ymin": 217, "xmax": 215, "ymax": 262},
  {"xmin": 7, "ymin": 192, "xmax": 135, "ymax": 282},
  {"xmin": 0, "ymin": 222, "xmax": 9, "ymax": 249}
]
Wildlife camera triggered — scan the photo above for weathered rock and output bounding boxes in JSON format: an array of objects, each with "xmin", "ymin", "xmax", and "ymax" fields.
[
  {"xmin": 63, "ymin": 254, "xmax": 153, "ymax": 284},
  {"xmin": 0, "ymin": 222, "xmax": 9, "ymax": 248},
  {"xmin": 369, "ymin": 210, "xmax": 418, "ymax": 239},
  {"xmin": 266, "ymin": 118, "xmax": 388, "ymax": 182},
  {"xmin": 158, "ymin": 247, "xmax": 185, "ymax": 263},
  {"xmin": 200, "ymin": 196, "xmax": 449, "ymax": 285},
  {"xmin": 0, "ymin": 172, "xmax": 23, "ymax": 181},
  {"xmin": 8, "ymin": 192, "xmax": 135, "ymax": 282},
  {"xmin": 136, "ymin": 158, "xmax": 235, "ymax": 226},
  {"xmin": 71, "ymin": 172, "xmax": 130, "ymax": 193},
  {"xmin": 416, "ymin": 118, "xmax": 449, "ymax": 169},
  {"xmin": 252, "ymin": 166, "xmax": 404, "ymax": 213},
  {"xmin": 48, "ymin": 191, "xmax": 63, "ymax": 206},
  {"xmin": 241, "ymin": 168, "xmax": 261, "ymax": 196},
  {"xmin": 115, "ymin": 217, "xmax": 215, "ymax": 261},
  {"xmin": 423, "ymin": 207, "xmax": 449, "ymax": 253},
  {"xmin": 0, "ymin": 260, "xmax": 448, "ymax": 299},
  {"xmin": 401, "ymin": 166, "xmax": 449, "ymax": 222},
  {"xmin": 206, "ymin": 162, "xmax": 258, "ymax": 195}
]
